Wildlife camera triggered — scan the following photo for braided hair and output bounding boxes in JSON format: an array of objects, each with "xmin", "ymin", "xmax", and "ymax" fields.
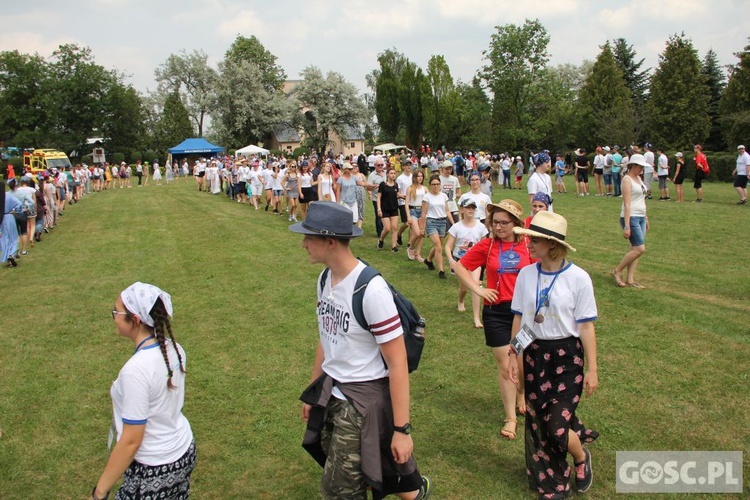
[{"xmin": 150, "ymin": 297, "xmax": 185, "ymax": 390}]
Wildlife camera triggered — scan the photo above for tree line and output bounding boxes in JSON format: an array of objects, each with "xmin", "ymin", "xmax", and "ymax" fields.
[{"xmin": 1, "ymin": 21, "xmax": 749, "ymax": 162}]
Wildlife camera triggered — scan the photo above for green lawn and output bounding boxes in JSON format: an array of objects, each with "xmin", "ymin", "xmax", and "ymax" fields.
[{"xmin": 1, "ymin": 178, "xmax": 748, "ymax": 499}]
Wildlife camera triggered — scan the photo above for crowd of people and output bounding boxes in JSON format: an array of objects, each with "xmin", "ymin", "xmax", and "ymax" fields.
[
  {"xmin": 1, "ymin": 160, "xmax": 183, "ymax": 268},
  {"xmin": 4, "ymin": 141, "xmax": 748, "ymax": 499}
]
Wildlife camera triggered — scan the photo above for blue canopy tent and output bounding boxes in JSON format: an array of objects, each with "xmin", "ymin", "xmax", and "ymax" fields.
[{"xmin": 167, "ymin": 138, "xmax": 225, "ymax": 160}]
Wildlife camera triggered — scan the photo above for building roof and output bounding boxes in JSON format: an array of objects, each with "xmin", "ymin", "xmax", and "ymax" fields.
[{"xmin": 273, "ymin": 125, "xmax": 301, "ymax": 144}]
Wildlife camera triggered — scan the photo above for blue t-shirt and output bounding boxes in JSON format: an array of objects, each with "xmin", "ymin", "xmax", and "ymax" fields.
[
  {"xmin": 611, "ymin": 153, "xmax": 623, "ymax": 173},
  {"xmin": 555, "ymin": 160, "xmax": 565, "ymax": 177}
]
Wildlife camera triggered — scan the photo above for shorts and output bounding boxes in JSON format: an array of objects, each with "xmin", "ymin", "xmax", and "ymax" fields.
[
  {"xmin": 273, "ymin": 189, "xmax": 284, "ymax": 196},
  {"xmin": 603, "ymin": 173, "xmax": 613, "ymax": 186},
  {"xmin": 238, "ymin": 181, "xmax": 247, "ymax": 193},
  {"xmin": 398, "ymin": 205, "xmax": 408, "ymax": 223},
  {"xmin": 118, "ymin": 440, "xmax": 196, "ymax": 499},
  {"xmin": 621, "ymin": 216, "xmax": 647, "ymax": 247},
  {"xmin": 482, "ymin": 302, "xmax": 513, "ymax": 347},
  {"xmin": 576, "ymin": 169, "xmax": 589, "ymax": 183},
  {"xmin": 693, "ymin": 169, "xmax": 705, "ymax": 189},
  {"xmin": 409, "ymin": 206, "xmax": 422, "ymax": 219},
  {"xmin": 594, "ymin": 168, "xmax": 604, "ymax": 175},
  {"xmin": 516, "ymin": 176, "xmax": 523, "ymax": 181},
  {"xmin": 733, "ymin": 174, "xmax": 748, "ymax": 189},
  {"xmin": 658, "ymin": 175, "xmax": 668, "ymax": 190},
  {"xmin": 251, "ymin": 184, "xmax": 263, "ymax": 196},
  {"xmin": 59, "ymin": 188, "xmax": 66, "ymax": 200},
  {"xmin": 425, "ymin": 217, "xmax": 446, "ymax": 237},
  {"xmin": 301, "ymin": 186, "xmax": 315, "ymax": 203},
  {"xmin": 381, "ymin": 209, "xmax": 398, "ymax": 218},
  {"xmin": 197, "ymin": 172, "xmax": 205, "ymax": 178}
]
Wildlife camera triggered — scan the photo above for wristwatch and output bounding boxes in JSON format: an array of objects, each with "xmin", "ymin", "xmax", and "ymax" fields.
[{"xmin": 393, "ymin": 423, "xmax": 412, "ymax": 435}]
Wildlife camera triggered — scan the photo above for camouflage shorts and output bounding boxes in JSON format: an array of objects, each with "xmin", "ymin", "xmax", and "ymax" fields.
[{"xmin": 320, "ymin": 397, "xmax": 367, "ymax": 499}]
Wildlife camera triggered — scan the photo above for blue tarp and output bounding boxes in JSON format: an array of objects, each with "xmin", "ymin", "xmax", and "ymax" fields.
[{"xmin": 168, "ymin": 138, "xmax": 225, "ymax": 155}]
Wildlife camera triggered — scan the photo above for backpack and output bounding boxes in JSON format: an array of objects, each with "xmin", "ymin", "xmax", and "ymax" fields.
[
  {"xmin": 455, "ymin": 156, "xmax": 465, "ymax": 169},
  {"xmin": 320, "ymin": 263, "xmax": 425, "ymax": 373}
]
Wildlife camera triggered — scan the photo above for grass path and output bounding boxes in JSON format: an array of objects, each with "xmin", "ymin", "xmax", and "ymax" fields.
[{"xmin": 1, "ymin": 179, "xmax": 748, "ymax": 498}]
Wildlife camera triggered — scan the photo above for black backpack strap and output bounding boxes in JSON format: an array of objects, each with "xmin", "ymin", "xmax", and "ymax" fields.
[
  {"xmin": 351, "ymin": 266, "xmax": 381, "ymax": 331},
  {"xmin": 319, "ymin": 268, "xmax": 330, "ymax": 298}
]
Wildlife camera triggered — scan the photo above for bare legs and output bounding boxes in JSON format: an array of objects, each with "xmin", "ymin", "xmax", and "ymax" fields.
[{"xmin": 615, "ymin": 244, "xmax": 645, "ymax": 284}]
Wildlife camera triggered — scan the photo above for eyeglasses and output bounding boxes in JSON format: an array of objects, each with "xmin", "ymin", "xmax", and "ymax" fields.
[
  {"xmin": 491, "ymin": 219, "xmax": 512, "ymax": 227},
  {"xmin": 112, "ymin": 309, "xmax": 128, "ymax": 320}
]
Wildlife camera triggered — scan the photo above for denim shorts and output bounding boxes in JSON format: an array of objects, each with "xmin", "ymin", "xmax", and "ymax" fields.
[
  {"xmin": 621, "ymin": 216, "xmax": 647, "ymax": 247},
  {"xmin": 409, "ymin": 206, "xmax": 422, "ymax": 219},
  {"xmin": 425, "ymin": 217, "xmax": 446, "ymax": 237},
  {"xmin": 603, "ymin": 173, "xmax": 613, "ymax": 185}
]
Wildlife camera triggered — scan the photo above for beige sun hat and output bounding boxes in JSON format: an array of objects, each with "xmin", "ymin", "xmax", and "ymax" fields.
[
  {"xmin": 486, "ymin": 199, "xmax": 525, "ymax": 227},
  {"xmin": 513, "ymin": 211, "xmax": 576, "ymax": 251}
]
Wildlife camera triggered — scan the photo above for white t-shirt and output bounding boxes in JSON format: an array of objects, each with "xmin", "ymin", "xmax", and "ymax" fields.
[
  {"xmin": 510, "ymin": 262, "xmax": 598, "ymax": 340},
  {"xmin": 457, "ymin": 191, "xmax": 493, "ymax": 220},
  {"xmin": 735, "ymin": 151, "xmax": 750, "ymax": 176},
  {"xmin": 593, "ymin": 154, "xmax": 604, "ymax": 171},
  {"xmin": 238, "ymin": 166, "xmax": 250, "ymax": 182},
  {"xmin": 448, "ymin": 221, "xmax": 489, "ymax": 258},
  {"xmin": 110, "ymin": 341, "xmax": 193, "ymax": 465},
  {"xmin": 657, "ymin": 154, "xmax": 669, "ymax": 176},
  {"xmin": 643, "ymin": 151, "xmax": 655, "ymax": 174},
  {"xmin": 261, "ymin": 168, "xmax": 274, "ymax": 188},
  {"xmin": 527, "ymin": 171, "xmax": 554, "ymax": 213},
  {"xmin": 396, "ymin": 172, "xmax": 412, "ymax": 206},
  {"xmin": 317, "ymin": 262, "xmax": 403, "ymax": 397},
  {"xmin": 367, "ymin": 170, "xmax": 385, "ymax": 201},
  {"xmin": 439, "ymin": 174, "xmax": 460, "ymax": 213},
  {"xmin": 423, "ymin": 191, "xmax": 449, "ymax": 219}
]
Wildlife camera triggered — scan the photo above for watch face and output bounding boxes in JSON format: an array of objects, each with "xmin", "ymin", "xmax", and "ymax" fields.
[{"xmin": 395, "ymin": 423, "xmax": 412, "ymax": 434}]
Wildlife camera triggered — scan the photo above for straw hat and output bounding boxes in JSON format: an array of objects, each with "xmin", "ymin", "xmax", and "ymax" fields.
[
  {"xmin": 513, "ymin": 211, "xmax": 576, "ymax": 251},
  {"xmin": 486, "ymin": 199, "xmax": 524, "ymax": 227}
]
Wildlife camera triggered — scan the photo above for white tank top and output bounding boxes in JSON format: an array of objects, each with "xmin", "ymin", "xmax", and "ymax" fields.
[
  {"xmin": 620, "ymin": 175, "xmax": 647, "ymax": 217},
  {"xmin": 409, "ymin": 185, "xmax": 426, "ymax": 207}
]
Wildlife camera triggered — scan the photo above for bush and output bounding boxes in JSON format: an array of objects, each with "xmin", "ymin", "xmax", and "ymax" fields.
[
  {"xmin": 144, "ymin": 150, "xmax": 157, "ymax": 163},
  {"xmin": 669, "ymin": 152, "xmax": 735, "ymax": 182},
  {"xmin": 292, "ymin": 146, "xmax": 308, "ymax": 159},
  {"xmin": 81, "ymin": 154, "xmax": 93, "ymax": 165},
  {"xmin": 110, "ymin": 152, "xmax": 125, "ymax": 165},
  {"xmin": 130, "ymin": 151, "xmax": 142, "ymax": 162}
]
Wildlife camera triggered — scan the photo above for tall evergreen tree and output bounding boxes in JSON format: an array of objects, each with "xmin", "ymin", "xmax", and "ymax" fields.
[
  {"xmin": 577, "ymin": 42, "xmax": 635, "ymax": 149},
  {"xmin": 423, "ymin": 55, "xmax": 457, "ymax": 149},
  {"xmin": 702, "ymin": 49, "xmax": 727, "ymax": 150},
  {"xmin": 644, "ymin": 33, "xmax": 710, "ymax": 150},
  {"xmin": 612, "ymin": 38, "xmax": 649, "ymax": 107},
  {"xmin": 153, "ymin": 90, "xmax": 193, "ymax": 153},
  {"xmin": 375, "ymin": 65, "xmax": 401, "ymax": 143},
  {"xmin": 398, "ymin": 62, "xmax": 425, "ymax": 150},
  {"xmin": 718, "ymin": 41, "xmax": 750, "ymax": 148}
]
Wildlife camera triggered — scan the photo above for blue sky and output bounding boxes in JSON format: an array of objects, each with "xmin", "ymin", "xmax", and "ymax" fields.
[{"xmin": 2, "ymin": 0, "xmax": 744, "ymax": 95}]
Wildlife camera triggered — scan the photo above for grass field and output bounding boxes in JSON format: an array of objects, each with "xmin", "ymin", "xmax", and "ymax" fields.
[{"xmin": 1, "ymin": 177, "xmax": 748, "ymax": 499}]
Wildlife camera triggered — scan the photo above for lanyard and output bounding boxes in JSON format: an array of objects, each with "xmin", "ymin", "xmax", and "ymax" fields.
[
  {"xmin": 534, "ymin": 260, "xmax": 565, "ymax": 320},
  {"xmin": 134, "ymin": 335, "xmax": 155, "ymax": 354}
]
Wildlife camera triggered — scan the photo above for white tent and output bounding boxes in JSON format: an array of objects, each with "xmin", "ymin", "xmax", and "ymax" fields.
[
  {"xmin": 373, "ymin": 143, "xmax": 409, "ymax": 153},
  {"xmin": 235, "ymin": 144, "xmax": 270, "ymax": 157}
]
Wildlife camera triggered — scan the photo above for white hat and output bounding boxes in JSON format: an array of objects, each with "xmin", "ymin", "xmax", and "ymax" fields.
[
  {"xmin": 628, "ymin": 153, "xmax": 649, "ymax": 168},
  {"xmin": 603, "ymin": 146, "xmax": 611, "ymax": 152},
  {"xmin": 513, "ymin": 211, "xmax": 576, "ymax": 252},
  {"xmin": 738, "ymin": 145, "xmax": 746, "ymax": 150},
  {"xmin": 675, "ymin": 152, "xmax": 683, "ymax": 158}
]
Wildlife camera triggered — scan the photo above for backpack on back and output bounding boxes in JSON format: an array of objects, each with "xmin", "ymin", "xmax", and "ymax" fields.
[{"xmin": 320, "ymin": 263, "xmax": 425, "ymax": 373}]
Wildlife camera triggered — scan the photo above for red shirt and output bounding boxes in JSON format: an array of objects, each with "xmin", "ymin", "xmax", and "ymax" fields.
[
  {"xmin": 460, "ymin": 237, "xmax": 532, "ymax": 304},
  {"xmin": 695, "ymin": 152, "xmax": 709, "ymax": 173}
]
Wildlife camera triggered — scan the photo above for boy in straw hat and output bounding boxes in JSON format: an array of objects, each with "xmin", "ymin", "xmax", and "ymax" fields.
[{"xmin": 291, "ymin": 202, "xmax": 432, "ymax": 499}]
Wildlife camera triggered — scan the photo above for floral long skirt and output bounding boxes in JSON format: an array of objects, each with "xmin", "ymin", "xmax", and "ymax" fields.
[{"xmin": 523, "ymin": 337, "xmax": 598, "ymax": 499}]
